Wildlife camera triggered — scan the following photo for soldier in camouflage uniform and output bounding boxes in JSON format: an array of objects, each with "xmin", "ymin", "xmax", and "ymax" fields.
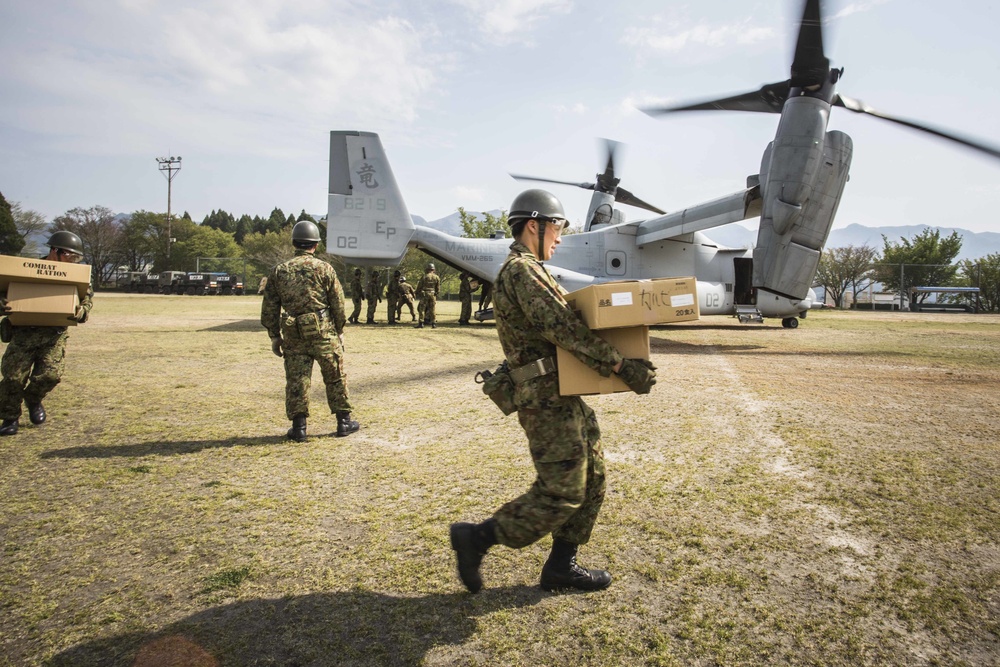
[
  {"xmin": 458, "ymin": 272, "xmax": 477, "ymax": 325},
  {"xmin": 365, "ymin": 270, "xmax": 381, "ymax": 324},
  {"xmin": 261, "ymin": 221, "xmax": 360, "ymax": 441},
  {"xmin": 0, "ymin": 231, "xmax": 93, "ymax": 436},
  {"xmin": 414, "ymin": 263, "xmax": 440, "ymax": 329},
  {"xmin": 348, "ymin": 269, "xmax": 364, "ymax": 324},
  {"xmin": 385, "ymin": 270, "xmax": 401, "ymax": 325},
  {"xmin": 396, "ymin": 276, "xmax": 416, "ymax": 322},
  {"xmin": 449, "ymin": 190, "xmax": 656, "ymax": 593}
]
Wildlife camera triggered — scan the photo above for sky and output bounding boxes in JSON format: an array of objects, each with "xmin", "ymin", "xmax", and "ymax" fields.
[{"xmin": 2, "ymin": 0, "xmax": 999, "ymax": 236}]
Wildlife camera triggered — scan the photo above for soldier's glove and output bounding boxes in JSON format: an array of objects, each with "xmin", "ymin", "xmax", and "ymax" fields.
[
  {"xmin": 71, "ymin": 305, "xmax": 88, "ymax": 323},
  {"xmin": 616, "ymin": 358, "xmax": 657, "ymax": 395},
  {"xmin": 0, "ymin": 298, "xmax": 9, "ymax": 313},
  {"xmin": 270, "ymin": 337, "xmax": 283, "ymax": 358}
]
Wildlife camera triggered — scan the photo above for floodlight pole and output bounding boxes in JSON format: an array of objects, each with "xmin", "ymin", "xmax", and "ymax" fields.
[{"xmin": 156, "ymin": 156, "xmax": 182, "ymax": 270}]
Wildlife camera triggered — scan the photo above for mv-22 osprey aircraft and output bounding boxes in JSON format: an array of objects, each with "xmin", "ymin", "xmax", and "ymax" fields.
[{"xmin": 325, "ymin": 0, "xmax": 999, "ymax": 328}]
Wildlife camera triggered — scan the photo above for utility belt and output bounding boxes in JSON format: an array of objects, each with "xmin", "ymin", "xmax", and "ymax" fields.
[
  {"xmin": 508, "ymin": 356, "xmax": 556, "ymax": 384},
  {"xmin": 283, "ymin": 309, "xmax": 329, "ymax": 340},
  {"xmin": 476, "ymin": 356, "xmax": 556, "ymax": 416}
]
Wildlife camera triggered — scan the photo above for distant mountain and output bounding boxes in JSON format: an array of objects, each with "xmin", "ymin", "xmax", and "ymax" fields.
[
  {"xmin": 695, "ymin": 223, "xmax": 1000, "ymax": 263},
  {"xmin": 413, "ymin": 210, "xmax": 505, "ymax": 236}
]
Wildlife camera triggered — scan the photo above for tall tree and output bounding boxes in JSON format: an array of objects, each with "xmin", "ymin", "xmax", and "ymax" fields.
[
  {"xmin": 8, "ymin": 200, "xmax": 47, "ymax": 256},
  {"xmin": 0, "ymin": 191, "xmax": 26, "ymax": 256},
  {"xmin": 51, "ymin": 205, "xmax": 119, "ymax": 284},
  {"xmin": 170, "ymin": 226, "xmax": 241, "ymax": 272},
  {"xmin": 958, "ymin": 254, "xmax": 1000, "ymax": 313},
  {"xmin": 458, "ymin": 208, "xmax": 508, "ymax": 239},
  {"xmin": 118, "ymin": 210, "xmax": 165, "ymax": 272},
  {"xmin": 815, "ymin": 244, "xmax": 879, "ymax": 308},
  {"xmin": 878, "ymin": 229, "xmax": 963, "ymax": 304},
  {"xmin": 267, "ymin": 207, "xmax": 286, "ymax": 234}
]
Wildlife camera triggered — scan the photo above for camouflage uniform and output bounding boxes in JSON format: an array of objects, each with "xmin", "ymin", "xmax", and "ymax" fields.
[
  {"xmin": 491, "ymin": 241, "xmax": 623, "ymax": 549},
  {"xmin": 397, "ymin": 279, "xmax": 416, "ymax": 321},
  {"xmin": 0, "ymin": 285, "xmax": 94, "ymax": 421},
  {"xmin": 261, "ymin": 250, "xmax": 351, "ymax": 420},
  {"xmin": 458, "ymin": 274, "xmax": 476, "ymax": 324},
  {"xmin": 386, "ymin": 274, "xmax": 400, "ymax": 324},
  {"xmin": 365, "ymin": 272, "xmax": 381, "ymax": 323},
  {"xmin": 415, "ymin": 269, "xmax": 441, "ymax": 326},
  {"xmin": 349, "ymin": 272, "xmax": 364, "ymax": 324},
  {"xmin": 478, "ymin": 281, "xmax": 493, "ymax": 311}
]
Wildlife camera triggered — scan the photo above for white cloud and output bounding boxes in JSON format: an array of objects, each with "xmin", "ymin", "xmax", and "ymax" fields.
[
  {"xmin": 452, "ymin": 185, "xmax": 487, "ymax": 203},
  {"xmin": 0, "ymin": 0, "xmax": 443, "ymax": 159},
  {"xmin": 451, "ymin": 0, "xmax": 572, "ymax": 43},
  {"xmin": 625, "ymin": 19, "xmax": 776, "ymax": 55}
]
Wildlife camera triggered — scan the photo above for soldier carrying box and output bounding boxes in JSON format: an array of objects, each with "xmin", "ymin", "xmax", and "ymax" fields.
[{"xmin": 0, "ymin": 231, "xmax": 93, "ymax": 436}]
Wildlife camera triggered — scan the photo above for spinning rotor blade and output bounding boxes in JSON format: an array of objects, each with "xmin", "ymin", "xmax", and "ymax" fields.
[
  {"xmin": 642, "ymin": 81, "xmax": 790, "ymax": 116},
  {"xmin": 790, "ymin": 0, "xmax": 829, "ymax": 89},
  {"xmin": 615, "ymin": 186, "xmax": 666, "ymax": 215},
  {"xmin": 641, "ymin": 0, "xmax": 1000, "ymax": 163},
  {"xmin": 509, "ymin": 174, "xmax": 596, "ymax": 190},
  {"xmin": 834, "ymin": 95, "xmax": 1000, "ymax": 161},
  {"xmin": 509, "ymin": 137, "xmax": 666, "ymax": 215},
  {"xmin": 643, "ymin": 0, "xmax": 825, "ymax": 116}
]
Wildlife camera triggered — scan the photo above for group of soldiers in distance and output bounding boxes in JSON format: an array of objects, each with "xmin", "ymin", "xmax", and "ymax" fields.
[{"xmin": 347, "ymin": 264, "xmax": 492, "ymax": 329}]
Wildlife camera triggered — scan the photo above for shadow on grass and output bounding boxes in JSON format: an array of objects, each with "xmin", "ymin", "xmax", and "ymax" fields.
[
  {"xmin": 200, "ymin": 320, "xmax": 266, "ymax": 333},
  {"xmin": 47, "ymin": 586, "xmax": 544, "ymax": 667},
  {"xmin": 40, "ymin": 435, "xmax": 288, "ymax": 460}
]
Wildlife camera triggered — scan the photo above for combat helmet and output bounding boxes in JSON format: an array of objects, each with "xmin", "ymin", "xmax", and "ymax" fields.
[
  {"xmin": 507, "ymin": 189, "xmax": 568, "ymax": 229},
  {"xmin": 291, "ymin": 220, "xmax": 321, "ymax": 248},
  {"xmin": 47, "ymin": 230, "xmax": 84, "ymax": 256},
  {"xmin": 425, "ymin": 263, "xmax": 435, "ymax": 272}
]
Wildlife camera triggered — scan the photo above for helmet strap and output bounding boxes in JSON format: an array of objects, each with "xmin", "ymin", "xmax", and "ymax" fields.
[{"xmin": 536, "ymin": 219, "xmax": 547, "ymax": 262}]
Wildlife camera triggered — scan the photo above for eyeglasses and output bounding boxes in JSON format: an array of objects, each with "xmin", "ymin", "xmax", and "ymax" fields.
[
  {"xmin": 537, "ymin": 217, "xmax": 568, "ymax": 238},
  {"xmin": 57, "ymin": 249, "xmax": 83, "ymax": 263}
]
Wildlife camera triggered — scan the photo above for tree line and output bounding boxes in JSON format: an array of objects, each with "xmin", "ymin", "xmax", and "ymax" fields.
[{"xmin": 816, "ymin": 228, "xmax": 1000, "ymax": 312}]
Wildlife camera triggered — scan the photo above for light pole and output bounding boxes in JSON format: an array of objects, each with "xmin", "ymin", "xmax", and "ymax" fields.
[{"xmin": 156, "ymin": 156, "xmax": 182, "ymax": 270}]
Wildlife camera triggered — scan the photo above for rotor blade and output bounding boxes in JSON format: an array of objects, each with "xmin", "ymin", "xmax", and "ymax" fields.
[
  {"xmin": 596, "ymin": 138, "xmax": 623, "ymax": 192},
  {"xmin": 614, "ymin": 186, "xmax": 666, "ymax": 215},
  {"xmin": 790, "ymin": 0, "xmax": 829, "ymax": 88},
  {"xmin": 509, "ymin": 173, "xmax": 597, "ymax": 190},
  {"xmin": 834, "ymin": 94, "xmax": 1000, "ymax": 161},
  {"xmin": 642, "ymin": 81, "xmax": 791, "ymax": 116}
]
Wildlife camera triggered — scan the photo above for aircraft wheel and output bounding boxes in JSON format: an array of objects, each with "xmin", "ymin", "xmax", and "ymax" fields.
[{"xmin": 782, "ymin": 317, "xmax": 799, "ymax": 329}]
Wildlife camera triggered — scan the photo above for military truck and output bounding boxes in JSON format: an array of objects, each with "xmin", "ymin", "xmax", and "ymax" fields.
[
  {"xmin": 216, "ymin": 274, "xmax": 245, "ymax": 295},
  {"xmin": 173, "ymin": 272, "xmax": 219, "ymax": 295},
  {"xmin": 158, "ymin": 271, "xmax": 186, "ymax": 294},
  {"xmin": 120, "ymin": 271, "xmax": 160, "ymax": 293}
]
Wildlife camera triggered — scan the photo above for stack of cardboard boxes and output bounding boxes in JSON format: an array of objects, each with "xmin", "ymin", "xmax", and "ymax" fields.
[
  {"xmin": 0, "ymin": 256, "xmax": 92, "ymax": 327},
  {"xmin": 557, "ymin": 277, "xmax": 700, "ymax": 396}
]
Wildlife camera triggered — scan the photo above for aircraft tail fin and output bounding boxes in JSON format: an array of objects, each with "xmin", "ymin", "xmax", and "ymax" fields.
[{"xmin": 326, "ymin": 131, "xmax": 414, "ymax": 264}]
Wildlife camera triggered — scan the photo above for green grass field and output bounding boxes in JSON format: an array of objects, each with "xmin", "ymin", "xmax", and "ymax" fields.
[{"xmin": 1, "ymin": 296, "xmax": 997, "ymax": 666}]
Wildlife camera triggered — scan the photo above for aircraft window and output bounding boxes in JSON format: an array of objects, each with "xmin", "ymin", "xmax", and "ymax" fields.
[{"xmin": 611, "ymin": 258, "xmax": 621, "ymax": 269}]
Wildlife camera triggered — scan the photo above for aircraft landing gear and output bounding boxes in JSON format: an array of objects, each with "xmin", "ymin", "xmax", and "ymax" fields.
[{"xmin": 781, "ymin": 317, "xmax": 799, "ymax": 329}]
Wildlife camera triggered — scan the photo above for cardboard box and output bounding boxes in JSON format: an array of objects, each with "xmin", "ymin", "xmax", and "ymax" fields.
[
  {"xmin": 565, "ymin": 277, "xmax": 699, "ymax": 329},
  {"xmin": 558, "ymin": 326, "xmax": 649, "ymax": 396},
  {"xmin": 0, "ymin": 255, "xmax": 92, "ymax": 298},
  {"xmin": 5, "ymin": 282, "xmax": 81, "ymax": 327}
]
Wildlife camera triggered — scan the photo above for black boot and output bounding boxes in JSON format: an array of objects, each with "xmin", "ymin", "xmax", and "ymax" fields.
[
  {"xmin": 414, "ymin": 322, "xmax": 424, "ymax": 329},
  {"xmin": 287, "ymin": 414, "xmax": 307, "ymax": 442},
  {"xmin": 539, "ymin": 538, "xmax": 612, "ymax": 592},
  {"xmin": 449, "ymin": 518, "xmax": 497, "ymax": 593},
  {"xmin": 336, "ymin": 411, "xmax": 360, "ymax": 437},
  {"xmin": 27, "ymin": 402, "xmax": 46, "ymax": 425},
  {"xmin": 0, "ymin": 418, "xmax": 18, "ymax": 436}
]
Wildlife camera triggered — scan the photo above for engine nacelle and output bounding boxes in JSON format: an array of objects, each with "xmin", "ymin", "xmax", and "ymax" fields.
[
  {"xmin": 753, "ymin": 125, "xmax": 852, "ymax": 300},
  {"xmin": 585, "ymin": 191, "xmax": 618, "ymax": 232}
]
